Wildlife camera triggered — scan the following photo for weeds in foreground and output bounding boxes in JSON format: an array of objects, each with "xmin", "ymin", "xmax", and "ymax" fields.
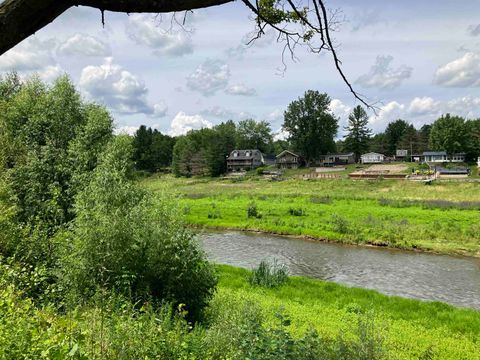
[{"xmin": 249, "ymin": 259, "xmax": 289, "ymax": 288}]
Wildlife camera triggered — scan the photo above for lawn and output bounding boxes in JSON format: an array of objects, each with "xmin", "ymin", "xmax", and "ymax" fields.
[{"xmin": 143, "ymin": 174, "xmax": 480, "ymax": 256}]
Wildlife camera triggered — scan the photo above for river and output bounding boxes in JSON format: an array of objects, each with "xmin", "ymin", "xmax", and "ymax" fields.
[{"xmin": 199, "ymin": 230, "xmax": 480, "ymax": 310}]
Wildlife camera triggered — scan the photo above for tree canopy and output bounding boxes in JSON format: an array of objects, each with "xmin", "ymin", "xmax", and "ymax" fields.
[
  {"xmin": 283, "ymin": 90, "xmax": 338, "ymax": 165},
  {"xmin": 343, "ymin": 105, "xmax": 371, "ymax": 162}
]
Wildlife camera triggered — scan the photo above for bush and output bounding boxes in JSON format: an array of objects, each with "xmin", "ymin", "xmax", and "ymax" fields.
[
  {"xmin": 288, "ymin": 207, "xmax": 306, "ymax": 216},
  {"xmin": 249, "ymin": 259, "xmax": 288, "ymax": 288},
  {"xmin": 331, "ymin": 214, "xmax": 350, "ymax": 234},
  {"xmin": 247, "ymin": 202, "xmax": 262, "ymax": 219},
  {"xmin": 256, "ymin": 166, "xmax": 266, "ymax": 175},
  {"xmin": 61, "ymin": 137, "xmax": 217, "ymax": 321}
]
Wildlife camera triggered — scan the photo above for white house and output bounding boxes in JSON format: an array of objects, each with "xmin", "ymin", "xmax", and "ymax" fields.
[
  {"xmin": 361, "ymin": 152, "xmax": 385, "ymax": 164},
  {"xmin": 423, "ymin": 151, "xmax": 465, "ymax": 163}
]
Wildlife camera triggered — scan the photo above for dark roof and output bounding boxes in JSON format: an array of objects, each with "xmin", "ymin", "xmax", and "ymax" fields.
[{"xmin": 227, "ymin": 150, "xmax": 262, "ymax": 160}]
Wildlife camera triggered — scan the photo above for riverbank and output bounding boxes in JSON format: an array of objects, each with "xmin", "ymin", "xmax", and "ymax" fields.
[
  {"xmin": 143, "ymin": 175, "xmax": 480, "ymax": 257},
  {"xmin": 216, "ymin": 265, "xmax": 480, "ymax": 359},
  {"xmin": 1, "ymin": 264, "xmax": 479, "ymax": 358}
]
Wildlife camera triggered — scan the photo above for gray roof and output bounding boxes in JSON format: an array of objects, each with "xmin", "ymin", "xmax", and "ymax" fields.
[
  {"xmin": 276, "ymin": 150, "xmax": 300, "ymax": 158},
  {"xmin": 228, "ymin": 149, "xmax": 262, "ymax": 160},
  {"xmin": 423, "ymin": 151, "xmax": 447, "ymax": 156},
  {"xmin": 361, "ymin": 152, "xmax": 385, "ymax": 157}
]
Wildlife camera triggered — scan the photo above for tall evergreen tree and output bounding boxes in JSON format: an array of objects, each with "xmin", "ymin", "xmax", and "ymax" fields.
[{"xmin": 343, "ymin": 105, "xmax": 372, "ymax": 162}]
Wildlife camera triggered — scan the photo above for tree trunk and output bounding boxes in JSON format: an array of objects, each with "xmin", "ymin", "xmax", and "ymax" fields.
[{"xmin": 0, "ymin": 0, "xmax": 234, "ymax": 55}]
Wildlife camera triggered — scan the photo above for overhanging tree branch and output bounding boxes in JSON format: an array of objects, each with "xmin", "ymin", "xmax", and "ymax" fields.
[{"xmin": 0, "ymin": 0, "xmax": 233, "ymax": 55}]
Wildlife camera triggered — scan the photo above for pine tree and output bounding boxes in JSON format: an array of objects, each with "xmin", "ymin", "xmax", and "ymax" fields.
[{"xmin": 343, "ymin": 105, "xmax": 372, "ymax": 162}]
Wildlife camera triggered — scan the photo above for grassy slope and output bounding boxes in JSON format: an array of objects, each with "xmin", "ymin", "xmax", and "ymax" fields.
[
  {"xmin": 143, "ymin": 175, "xmax": 480, "ymax": 256},
  {"xmin": 216, "ymin": 265, "xmax": 480, "ymax": 359}
]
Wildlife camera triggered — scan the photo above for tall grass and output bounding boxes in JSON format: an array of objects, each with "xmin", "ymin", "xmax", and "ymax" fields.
[{"xmin": 249, "ymin": 259, "xmax": 289, "ymax": 288}]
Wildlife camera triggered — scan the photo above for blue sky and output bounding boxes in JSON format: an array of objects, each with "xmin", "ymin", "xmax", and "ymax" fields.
[{"xmin": 0, "ymin": 0, "xmax": 479, "ymax": 137}]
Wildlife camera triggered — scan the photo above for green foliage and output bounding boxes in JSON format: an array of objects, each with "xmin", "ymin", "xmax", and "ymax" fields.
[
  {"xmin": 0, "ymin": 74, "xmax": 112, "ymax": 266},
  {"xmin": 236, "ymin": 119, "xmax": 274, "ymax": 153},
  {"xmin": 288, "ymin": 207, "xmax": 306, "ymax": 216},
  {"xmin": 249, "ymin": 259, "xmax": 289, "ymax": 288},
  {"xmin": 429, "ymin": 114, "xmax": 467, "ymax": 156},
  {"xmin": 331, "ymin": 214, "xmax": 350, "ymax": 234},
  {"xmin": 247, "ymin": 202, "xmax": 262, "ymax": 218},
  {"xmin": 343, "ymin": 105, "xmax": 372, "ymax": 162},
  {"xmin": 172, "ymin": 122, "xmax": 236, "ymax": 177},
  {"xmin": 62, "ymin": 136, "xmax": 217, "ymax": 321},
  {"xmin": 133, "ymin": 125, "xmax": 176, "ymax": 172},
  {"xmin": 384, "ymin": 119, "xmax": 410, "ymax": 156},
  {"xmin": 283, "ymin": 90, "xmax": 338, "ymax": 165}
]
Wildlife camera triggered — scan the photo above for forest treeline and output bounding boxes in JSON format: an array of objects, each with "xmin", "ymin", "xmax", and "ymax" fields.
[{"xmin": 133, "ymin": 90, "xmax": 480, "ymax": 176}]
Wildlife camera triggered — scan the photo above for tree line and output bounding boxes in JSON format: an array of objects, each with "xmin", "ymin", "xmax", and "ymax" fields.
[{"xmin": 133, "ymin": 90, "xmax": 480, "ymax": 177}]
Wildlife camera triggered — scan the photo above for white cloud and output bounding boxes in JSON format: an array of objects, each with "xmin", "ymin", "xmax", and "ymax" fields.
[
  {"xmin": 186, "ymin": 59, "xmax": 230, "ymax": 96},
  {"xmin": 58, "ymin": 34, "xmax": 111, "ymax": 57},
  {"xmin": 126, "ymin": 14, "xmax": 193, "ymax": 57},
  {"xmin": 355, "ymin": 55, "xmax": 413, "ymax": 90},
  {"xmin": 368, "ymin": 101, "xmax": 406, "ymax": 132},
  {"xmin": 79, "ymin": 57, "xmax": 166, "ymax": 116},
  {"xmin": 113, "ymin": 125, "xmax": 139, "ymax": 136},
  {"xmin": 367, "ymin": 96, "xmax": 480, "ymax": 132},
  {"xmin": 351, "ymin": 9, "xmax": 384, "ymax": 32},
  {"xmin": 200, "ymin": 106, "xmax": 252, "ymax": 121},
  {"xmin": 169, "ymin": 112, "xmax": 213, "ymax": 136},
  {"xmin": 227, "ymin": 29, "xmax": 277, "ymax": 59},
  {"xmin": 0, "ymin": 37, "xmax": 57, "ymax": 71},
  {"xmin": 225, "ymin": 83, "xmax": 257, "ymax": 96},
  {"xmin": 468, "ymin": 24, "xmax": 480, "ymax": 37},
  {"xmin": 38, "ymin": 65, "xmax": 65, "ymax": 83},
  {"xmin": 330, "ymin": 99, "xmax": 352, "ymax": 137},
  {"xmin": 433, "ymin": 52, "xmax": 480, "ymax": 87},
  {"xmin": 407, "ymin": 97, "xmax": 441, "ymax": 116}
]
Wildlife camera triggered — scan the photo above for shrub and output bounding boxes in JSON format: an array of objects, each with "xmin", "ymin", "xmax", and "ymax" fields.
[
  {"xmin": 256, "ymin": 166, "xmax": 266, "ymax": 175},
  {"xmin": 247, "ymin": 202, "xmax": 262, "ymax": 219},
  {"xmin": 288, "ymin": 207, "xmax": 306, "ymax": 216},
  {"xmin": 331, "ymin": 214, "xmax": 350, "ymax": 234},
  {"xmin": 249, "ymin": 259, "xmax": 288, "ymax": 288},
  {"xmin": 61, "ymin": 136, "xmax": 217, "ymax": 321}
]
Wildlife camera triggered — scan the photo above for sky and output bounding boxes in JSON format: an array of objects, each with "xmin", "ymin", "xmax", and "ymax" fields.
[{"xmin": 1, "ymin": 0, "xmax": 480, "ymax": 138}]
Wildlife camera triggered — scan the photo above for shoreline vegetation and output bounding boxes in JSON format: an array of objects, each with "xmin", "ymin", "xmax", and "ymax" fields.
[
  {"xmin": 143, "ymin": 172, "xmax": 480, "ymax": 258},
  {"xmin": 1, "ymin": 264, "xmax": 479, "ymax": 358}
]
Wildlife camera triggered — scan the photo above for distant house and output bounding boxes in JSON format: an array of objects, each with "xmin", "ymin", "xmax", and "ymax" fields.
[
  {"xmin": 319, "ymin": 153, "xmax": 355, "ymax": 166},
  {"xmin": 361, "ymin": 152, "xmax": 385, "ymax": 164},
  {"xmin": 395, "ymin": 149, "xmax": 408, "ymax": 161},
  {"xmin": 423, "ymin": 151, "xmax": 465, "ymax": 163},
  {"xmin": 226, "ymin": 149, "xmax": 264, "ymax": 172},
  {"xmin": 276, "ymin": 150, "xmax": 303, "ymax": 169}
]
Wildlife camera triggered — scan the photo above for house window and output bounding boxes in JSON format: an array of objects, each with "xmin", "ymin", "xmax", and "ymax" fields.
[
  {"xmin": 246, "ymin": 151, "xmax": 251, "ymax": 157},
  {"xmin": 233, "ymin": 152, "xmax": 238, "ymax": 157}
]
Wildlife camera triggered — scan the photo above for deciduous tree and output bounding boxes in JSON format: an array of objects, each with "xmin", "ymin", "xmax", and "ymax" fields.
[{"xmin": 283, "ymin": 90, "xmax": 338, "ymax": 166}]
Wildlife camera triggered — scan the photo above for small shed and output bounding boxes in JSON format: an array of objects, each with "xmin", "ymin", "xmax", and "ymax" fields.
[
  {"xmin": 276, "ymin": 150, "xmax": 303, "ymax": 169},
  {"xmin": 361, "ymin": 152, "xmax": 385, "ymax": 164}
]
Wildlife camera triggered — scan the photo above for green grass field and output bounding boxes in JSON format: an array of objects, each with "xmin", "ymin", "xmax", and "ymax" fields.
[
  {"xmin": 143, "ymin": 174, "xmax": 480, "ymax": 256},
  {"xmin": 215, "ymin": 265, "xmax": 480, "ymax": 359}
]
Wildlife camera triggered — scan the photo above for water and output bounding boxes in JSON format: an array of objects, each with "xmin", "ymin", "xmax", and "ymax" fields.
[{"xmin": 199, "ymin": 230, "xmax": 480, "ymax": 310}]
